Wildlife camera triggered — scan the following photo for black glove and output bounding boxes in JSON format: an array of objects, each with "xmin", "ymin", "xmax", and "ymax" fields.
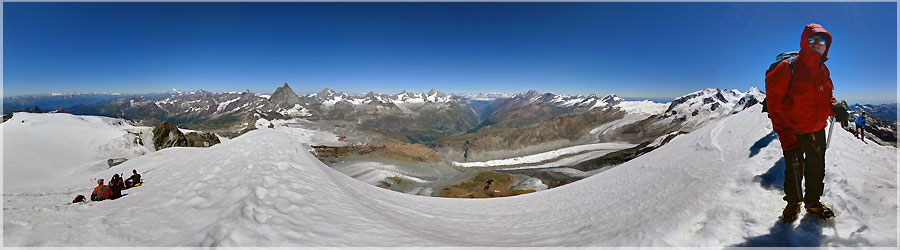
[{"xmin": 832, "ymin": 101, "xmax": 849, "ymax": 124}]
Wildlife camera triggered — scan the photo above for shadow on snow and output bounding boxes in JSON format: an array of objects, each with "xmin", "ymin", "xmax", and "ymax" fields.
[
  {"xmin": 750, "ymin": 130, "xmax": 779, "ymax": 158},
  {"xmin": 754, "ymin": 158, "xmax": 786, "ymax": 191},
  {"xmin": 731, "ymin": 214, "xmax": 827, "ymax": 247}
]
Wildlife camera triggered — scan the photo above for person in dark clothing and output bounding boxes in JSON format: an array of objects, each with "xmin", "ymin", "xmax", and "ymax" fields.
[
  {"xmin": 765, "ymin": 23, "xmax": 836, "ymax": 222},
  {"xmin": 126, "ymin": 169, "xmax": 142, "ymax": 188},
  {"xmin": 109, "ymin": 174, "xmax": 124, "ymax": 199}
]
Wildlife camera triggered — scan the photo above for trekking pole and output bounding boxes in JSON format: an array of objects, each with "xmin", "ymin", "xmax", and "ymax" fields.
[
  {"xmin": 826, "ymin": 115, "xmax": 835, "ymax": 150},
  {"xmin": 792, "ymin": 153, "xmax": 804, "ymax": 206}
]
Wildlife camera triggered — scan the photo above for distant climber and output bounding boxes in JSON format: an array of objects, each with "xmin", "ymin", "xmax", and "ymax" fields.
[
  {"xmin": 765, "ymin": 23, "xmax": 837, "ymax": 222},
  {"xmin": 855, "ymin": 112, "xmax": 867, "ymax": 141},
  {"xmin": 91, "ymin": 179, "xmax": 111, "ymax": 201}
]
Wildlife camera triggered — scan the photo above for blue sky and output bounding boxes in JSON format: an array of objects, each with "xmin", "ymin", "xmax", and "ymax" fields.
[{"xmin": 3, "ymin": 2, "xmax": 897, "ymax": 104}]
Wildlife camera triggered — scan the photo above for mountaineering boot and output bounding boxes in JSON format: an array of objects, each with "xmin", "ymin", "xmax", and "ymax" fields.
[
  {"xmin": 805, "ymin": 202, "xmax": 835, "ymax": 219},
  {"xmin": 781, "ymin": 202, "xmax": 802, "ymax": 223}
]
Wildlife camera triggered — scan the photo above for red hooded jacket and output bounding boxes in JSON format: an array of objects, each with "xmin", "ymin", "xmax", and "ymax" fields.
[{"xmin": 765, "ymin": 23, "xmax": 835, "ymax": 150}]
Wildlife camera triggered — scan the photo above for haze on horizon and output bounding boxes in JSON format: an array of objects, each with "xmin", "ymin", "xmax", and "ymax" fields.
[{"xmin": 3, "ymin": 2, "xmax": 897, "ymax": 104}]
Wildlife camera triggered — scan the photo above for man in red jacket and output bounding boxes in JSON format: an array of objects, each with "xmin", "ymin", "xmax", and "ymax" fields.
[{"xmin": 765, "ymin": 23, "xmax": 836, "ymax": 222}]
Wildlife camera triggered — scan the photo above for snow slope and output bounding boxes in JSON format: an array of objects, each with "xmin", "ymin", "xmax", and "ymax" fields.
[
  {"xmin": 3, "ymin": 107, "xmax": 896, "ymax": 247},
  {"xmin": 2, "ymin": 113, "xmax": 155, "ymax": 187}
]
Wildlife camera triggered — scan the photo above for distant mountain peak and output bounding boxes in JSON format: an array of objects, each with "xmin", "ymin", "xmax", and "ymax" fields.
[
  {"xmin": 518, "ymin": 90, "xmax": 542, "ymax": 101},
  {"xmin": 315, "ymin": 88, "xmax": 336, "ymax": 98},
  {"xmin": 271, "ymin": 83, "xmax": 302, "ymax": 107},
  {"xmin": 276, "ymin": 83, "xmax": 294, "ymax": 91},
  {"xmin": 601, "ymin": 94, "xmax": 623, "ymax": 105}
]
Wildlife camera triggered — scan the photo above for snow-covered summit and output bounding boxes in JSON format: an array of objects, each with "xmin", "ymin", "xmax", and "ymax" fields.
[{"xmin": 660, "ymin": 87, "xmax": 765, "ymax": 131}]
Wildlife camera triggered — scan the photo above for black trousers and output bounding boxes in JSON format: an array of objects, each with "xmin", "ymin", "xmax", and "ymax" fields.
[{"xmin": 783, "ymin": 129, "xmax": 827, "ymax": 205}]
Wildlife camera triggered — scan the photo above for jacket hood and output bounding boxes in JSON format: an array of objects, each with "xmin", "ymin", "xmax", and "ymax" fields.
[{"xmin": 799, "ymin": 23, "xmax": 832, "ymax": 65}]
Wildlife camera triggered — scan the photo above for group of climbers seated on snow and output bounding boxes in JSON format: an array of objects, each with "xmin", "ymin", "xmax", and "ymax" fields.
[{"xmin": 74, "ymin": 169, "xmax": 142, "ymax": 203}]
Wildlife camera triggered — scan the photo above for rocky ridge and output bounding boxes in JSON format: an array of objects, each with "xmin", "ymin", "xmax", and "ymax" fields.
[{"xmin": 152, "ymin": 121, "xmax": 221, "ymax": 150}]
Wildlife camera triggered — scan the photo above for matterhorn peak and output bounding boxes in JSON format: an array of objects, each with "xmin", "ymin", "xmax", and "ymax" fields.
[
  {"xmin": 270, "ymin": 83, "xmax": 301, "ymax": 107},
  {"xmin": 275, "ymin": 83, "xmax": 295, "ymax": 92}
]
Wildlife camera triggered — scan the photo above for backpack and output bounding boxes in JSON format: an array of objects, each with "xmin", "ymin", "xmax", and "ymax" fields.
[
  {"xmin": 761, "ymin": 51, "xmax": 799, "ymax": 113},
  {"xmin": 72, "ymin": 195, "xmax": 85, "ymax": 203}
]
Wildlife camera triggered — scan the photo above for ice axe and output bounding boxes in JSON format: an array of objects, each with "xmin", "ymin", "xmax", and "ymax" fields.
[
  {"xmin": 826, "ymin": 115, "xmax": 835, "ymax": 150},
  {"xmin": 826, "ymin": 101, "xmax": 850, "ymax": 150}
]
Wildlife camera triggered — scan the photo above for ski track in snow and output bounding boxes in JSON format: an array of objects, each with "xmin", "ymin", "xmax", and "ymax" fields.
[{"xmin": 2, "ymin": 106, "xmax": 896, "ymax": 247}]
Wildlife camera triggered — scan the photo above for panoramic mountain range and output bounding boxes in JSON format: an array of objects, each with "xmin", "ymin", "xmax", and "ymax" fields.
[
  {"xmin": 5, "ymin": 84, "xmax": 895, "ymax": 152},
  {"xmin": 850, "ymin": 103, "xmax": 897, "ymax": 121},
  {"xmin": 2, "ymin": 92, "xmax": 130, "ymax": 114}
]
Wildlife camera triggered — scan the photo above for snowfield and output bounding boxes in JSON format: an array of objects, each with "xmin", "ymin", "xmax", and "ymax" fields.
[
  {"xmin": 2, "ymin": 105, "xmax": 896, "ymax": 247},
  {"xmin": 2, "ymin": 113, "xmax": 155, "ymax": 188}
]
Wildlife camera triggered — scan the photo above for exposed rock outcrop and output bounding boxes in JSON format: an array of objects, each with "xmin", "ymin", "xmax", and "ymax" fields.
[
  {"xmin": 107, "ymin": 158, "xmax": 128, "ymax": 167},
  {"xmin": 185, "ymin": 131, "xmax": 221, "ymax": 147},
  {"xmin": 153, "ymin": 122, "xmax": 220, "ymax": 150},
  {"xmin": 152, "ymin": 122, "xmax": 187, "ymax": 150}
]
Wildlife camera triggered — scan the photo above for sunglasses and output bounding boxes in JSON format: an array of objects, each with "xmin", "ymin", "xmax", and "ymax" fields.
[{"xmin": 807, "ymin": 37, "xmax": 827, "ymax": 46}]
